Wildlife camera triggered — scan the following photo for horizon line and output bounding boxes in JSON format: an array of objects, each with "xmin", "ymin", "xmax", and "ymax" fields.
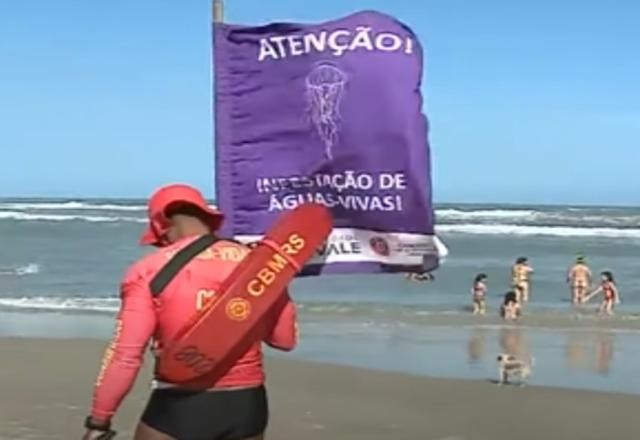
[{"xmin": 0, "ymin": 196, "xmax": 637, "ymax": 209}]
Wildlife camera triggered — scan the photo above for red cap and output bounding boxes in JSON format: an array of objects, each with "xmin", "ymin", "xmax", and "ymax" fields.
[{"xmin": 139, "ymin": 184, "xmax": 224, "ymax": 247}]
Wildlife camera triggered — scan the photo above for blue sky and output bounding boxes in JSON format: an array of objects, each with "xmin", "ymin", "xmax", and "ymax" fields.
[{"xmin": 0, "ymin": 0, "xmax": 638, "ymax": 204}]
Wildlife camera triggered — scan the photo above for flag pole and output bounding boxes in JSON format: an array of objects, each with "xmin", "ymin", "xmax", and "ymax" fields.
[
  {"xmin": 213, "ymin": 0, "xmax": 224, "ymax": 23},
  {"xmin": 212, "ymin": 0, "xmax": 224, "ymax": 213}
]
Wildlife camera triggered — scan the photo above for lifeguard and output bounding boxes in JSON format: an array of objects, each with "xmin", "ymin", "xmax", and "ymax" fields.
[{"xmin": 82, "ymin": 184, "xmax": 298, "ymax": 440}]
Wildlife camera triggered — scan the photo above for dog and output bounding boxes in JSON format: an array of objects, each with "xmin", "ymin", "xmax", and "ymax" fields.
[{"xmin": 496, "ymin": 353, "xmax": 534, "ymax": 386}]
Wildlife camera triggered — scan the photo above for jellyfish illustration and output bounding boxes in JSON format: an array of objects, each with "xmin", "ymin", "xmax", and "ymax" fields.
[{"xmin": 305, "ymin": 62, "xmax": 347, "ymax": 160}]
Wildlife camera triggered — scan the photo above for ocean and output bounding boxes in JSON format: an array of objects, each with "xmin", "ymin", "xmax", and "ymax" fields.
[{"xmin": 1, "ymin": 199, "xmax": 639, "ymax": 394}]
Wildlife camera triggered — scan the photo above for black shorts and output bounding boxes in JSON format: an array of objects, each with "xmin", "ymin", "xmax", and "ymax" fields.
[{"xmin": 140, "ymin": 385, "xmax": 268, "ymax": 440}]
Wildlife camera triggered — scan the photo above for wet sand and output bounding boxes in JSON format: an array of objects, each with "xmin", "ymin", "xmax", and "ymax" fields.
[{"xmin": 0, "ymin": 337, "xmax": 638, "ymax": 440}]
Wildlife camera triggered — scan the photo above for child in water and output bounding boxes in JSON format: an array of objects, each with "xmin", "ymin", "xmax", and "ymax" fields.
[
  {"xmin": 500, "ymin": 291, "xmax": 521, "ymax": 321},
  {"xmin": 471, "ymin": 273, "xmax": 488, "ymax": 315},
  {"xmin": 584, "ymin": 271, "xmax": 620, "ymax": 316}
]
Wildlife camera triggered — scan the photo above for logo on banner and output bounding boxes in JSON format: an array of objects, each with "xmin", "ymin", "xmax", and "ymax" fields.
[{"xmin": 369, "ymin": 236, "xmax": 390, "ymax": 256}]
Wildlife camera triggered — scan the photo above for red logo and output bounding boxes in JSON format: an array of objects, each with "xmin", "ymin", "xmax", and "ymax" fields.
[{"xmin": 369, "ymin": 236, "xmax": 390, "ymax": 256}]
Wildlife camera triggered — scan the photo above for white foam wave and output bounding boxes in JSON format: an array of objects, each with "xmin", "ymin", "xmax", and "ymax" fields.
[
  {"xmin": 0, "ymin": 211, "xmax": 145, "ymax": 223},
  {"xmin": 0, "ymin": 297, "xmax": 119, "ymax": 312},
  {"xmin": 2, "ymin": 263, "xmax": 39, "ymax": 276},
  {"xmin": 0, "ymin": 201, "xmax": 145, "ymax": 211},
  {"xmin": 436, "ymin": 208, "xmax": 640, "ymax": 227},
  {"xmin": 436, "ymin": 208, "xmax": 538, "ymax": 219},
  {"xmin": 0, "ymin": 263, "xmax": 40, "ymax": 276},
  {"xmin": 437, "ymin": 223, "xmax": 640, "ymax": 238},
  {"xmin": 0, "ymin": 201, "xmax": 218, "ymax": 212},
  {"xmin": 17, "ymin": 263, "xmax": 40, "ymax": 275}
]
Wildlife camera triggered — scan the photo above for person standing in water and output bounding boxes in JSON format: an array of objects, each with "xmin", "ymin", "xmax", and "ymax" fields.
[
  {"xmin": 500, "ymin": 291, "xmax": 521, "ymax": 321},
  {"xmin": 584, "ymin": 271, "xmax": 620, "ymax": 316},
  {"xmin": 82, "ymin": 184, "xmax": 298, "ymax": 440},
  {"xmin": 511, "ymin": 257, "xmax": 533, "ymax": 303},
  {"xmin": 471, "ymin": 273, "xmax": 488, "ymax": 315},
  {"xmin": 566, "ymin": 255, "xmax": 592, "ymax": 304}
]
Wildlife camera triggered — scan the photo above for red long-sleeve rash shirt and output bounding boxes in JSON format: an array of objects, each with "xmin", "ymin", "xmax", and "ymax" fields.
[{"xmin": 90, "ymin": 236, "xmax": 298, "ymax": 422}]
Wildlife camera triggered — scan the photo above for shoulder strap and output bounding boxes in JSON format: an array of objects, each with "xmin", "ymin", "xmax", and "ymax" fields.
[{"xmin": 149, "ymin": 235, "xmax": 219, "ymax": 297}]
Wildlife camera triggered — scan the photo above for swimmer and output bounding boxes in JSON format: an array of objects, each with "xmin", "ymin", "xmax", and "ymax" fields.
[
  {"xmin": 566, "ymin": 255, "xmax": 592, "ymax": 304},
  {"xmin": 500, "ymin": 291, "xmax": 521, "ymax": 321},
  {"xmin": 583, "ymin": 271, "xmax": 620, "ymax": 316},
  {"xmin": 406, "ymin": 272, "xmax": 434, "ymax": 282},
  {"xmin": 511, "ymin": 257, "xmax": 533, "ymax": 303},
  {"xmin": 471, "ymin": 273, "xmax": 488, "ymax": 315}
]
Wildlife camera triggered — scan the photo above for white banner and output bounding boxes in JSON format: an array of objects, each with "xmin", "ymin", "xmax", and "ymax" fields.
[{"xmin": 235, "ymin": 228, "xmax": 448, "ymax": 266}]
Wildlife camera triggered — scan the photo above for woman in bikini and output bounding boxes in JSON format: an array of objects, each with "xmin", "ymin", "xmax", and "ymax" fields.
[
  {"xmin": 511, "ymin": 257, "xmax": 533, "ymax": 303},
  {"xmin": 583, "ymin": 271, "xmax": 620, "ymax": 316},
  {"xmin": 471, "ymin": 273, "xmax": 488, "ymax": 315}
]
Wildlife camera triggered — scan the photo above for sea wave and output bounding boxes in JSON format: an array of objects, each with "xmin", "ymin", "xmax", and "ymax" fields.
[
  {"xmin": 2, "ymin": 202, "xmax": 639, "ymax": 237},
  {"xmin": 0, "ymin": 263, "xmax": 40, "ymax": 277},
  {"xmin": 0, "ymin": 211, "xmax": 145, "ymax": 223},
  {"xmin": 1, "ymin": 211, "xmax": 638, "ymax": 238},
  {"xmin": 0, "ymin": 297, "xmax": 387, "ymax": 315},
  {"xmin": 0, "ymin": 201, "xmax": 145, "ymax": 211},
  {"xmin": 436, "ymin": 208, "xmax": 538, "ymax": 219},
  {"xmin": 437, "ymin": 208, "xmax": 640, "ymax": 227},
  {"xmin": 0, "ymin": 297, "xmax": 401, "ymax": 315},
  {"xmin": 0, "ymin": 296, "xmax": 120, "ymax": 312},
  {"xmin": 0, "ymin": 200, "xmax": 640, "ymax": 228},
  {"xmin": 1, "ymin": 297, "xmax": 639, "ymax": 333},
  {"xmin": 437, "ymin": 223, "xmax": 640, "ymax": 238},
  {"xmin": 3, "ymin": 203, "xmax": 543, "ymax": 218},
  {"xmin": 0, "ymin": 296, "xmax": 479, "ymax": 316}
]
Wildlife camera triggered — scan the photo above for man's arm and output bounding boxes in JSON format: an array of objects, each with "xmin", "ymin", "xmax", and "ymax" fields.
[
  {"xmin": 263, "ymin": 291, "xmax": 297, "ymax": 351},
  {"xmin": 89, "ymin": 270, "xmax": 156, "ymax": 424},
  {"xmin": 583, "ymin": 285, "xmax": 602, "ymax": 303}
]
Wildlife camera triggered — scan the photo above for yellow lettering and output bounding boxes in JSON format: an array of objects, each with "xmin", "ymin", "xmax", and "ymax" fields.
[
  {"xmin": 257, "ymin": 268, "xmax": 275, "ymax": 285},
  {"xmin": 219, "ymin": 248, "xmax": 232, "ymax": 261},
  {"xmin": 280, "ymin": 233, "xmax": 305, "ymax": 255},
  {"xmin": 197, "ymin": 248, "xmax": 215, "ymax": 260},
  {"xmin": 288, "ymin": 233, "xmax": 305, "ymax": 252},
  {"xmin": 196, "ymin": 289, "xmax": 217, "ymax": 311},
  {"xmin": 245, "ymin": 237, "xmax": 306, "ymax": 298},
  {"xmin": 194, "ymin": 245, "xmax": 249, "ymax": 262},
  {"xmin": 232, "ymin": 247, "xmax": 249, "ymax": 261},
  {"xmin": 95, "ymin": 319, "xmax": 123, "ymax": 387},
  {"xmin": 248, "ymin": 279, "xmax": 265, "ymax": 297},
  {"xmin": 267, "ymin": 253, "xmax": 288, "ymax": 273}
]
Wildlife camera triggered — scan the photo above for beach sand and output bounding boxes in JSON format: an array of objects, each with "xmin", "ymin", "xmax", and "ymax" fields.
[{"xmin": 0, "ymin": 338, "xmax": 638, "ymax": 440}]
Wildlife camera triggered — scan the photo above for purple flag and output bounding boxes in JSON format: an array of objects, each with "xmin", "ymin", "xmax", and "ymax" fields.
[{"xmin": 214, "ymin": 10, "xmax": 441, "ymax": 275}]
